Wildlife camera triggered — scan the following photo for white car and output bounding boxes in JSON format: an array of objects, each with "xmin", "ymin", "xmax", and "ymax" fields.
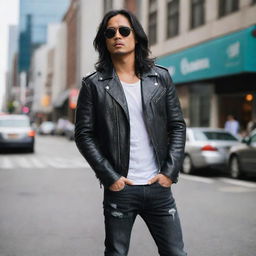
[
  {"xmin": 183, "ymin": 127, "xmax": 240, "ymax": 174},
  {"xmin": 0, "ymin": 114, "xmax": 35, "ymax": 152}
]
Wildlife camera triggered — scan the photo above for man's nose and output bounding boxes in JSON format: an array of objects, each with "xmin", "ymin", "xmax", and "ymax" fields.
[{"xmin": 114, "ymin": 30, "xmax": 122, "ymax": 39}]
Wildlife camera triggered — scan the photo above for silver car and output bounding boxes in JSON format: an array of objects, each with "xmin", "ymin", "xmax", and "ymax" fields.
[
  {"xmin": 228, "ymin": 129, "xmax": 256, "ymax": 179},
  {"xmin": 0, "ymin": 114, "xmax": 35, "ymax": 152},
  {"xmin": 183, "ymin": 127, "xmax": 240, "ymax": 174}
]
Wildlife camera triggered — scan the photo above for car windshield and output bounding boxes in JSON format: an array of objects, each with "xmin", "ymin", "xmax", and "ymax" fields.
[
  {"xmin": 194, "ymin": 130, "xmax": 238, "ymax": 141},
  {"xmin": 0, "ymin": 119, "xmax": 30, "ymax": 128}
]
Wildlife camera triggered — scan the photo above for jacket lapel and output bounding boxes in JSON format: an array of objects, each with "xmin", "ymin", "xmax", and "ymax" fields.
[
  {"xmin": 98, "ymin": 67, "xmax": 159, "ymax": 121},
  {"xmin": 141, "ymin": 68, "xmax": 159, "ymax": 106},
  {"xmin": 99, "ymin": 68, "xmax": 129, "ymax": 121}
]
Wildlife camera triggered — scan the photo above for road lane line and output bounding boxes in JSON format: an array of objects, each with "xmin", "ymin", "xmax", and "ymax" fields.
[
  {"xmin": 180, "ymin": 174, "xmax": 214, "ymax": 184},
  {"xmin": 218, "ymin": 186, "xmax": 256, "ymax": 193},
  {"xmin": 218, "ymin": 178, "xmax": 256, "ymax": 188}
]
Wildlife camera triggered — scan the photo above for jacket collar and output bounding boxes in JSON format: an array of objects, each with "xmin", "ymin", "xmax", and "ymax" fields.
[
  {"xmin": 97, "ymin": 67, "xmax": 114, "ymax": 81},
  {"xmin": 97, "ymin": 66, "xmax": 159, "ymax": 81}
]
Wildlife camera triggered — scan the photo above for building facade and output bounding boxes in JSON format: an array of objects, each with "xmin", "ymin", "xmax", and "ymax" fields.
[{"xmin": 140, "ymin": 0, "xmax": 256, "ymax": 132}]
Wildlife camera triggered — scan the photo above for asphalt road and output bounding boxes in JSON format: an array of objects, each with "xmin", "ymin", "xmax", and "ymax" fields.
[{"xmin": 0, "ymin": 135, "xmax": 255, "ymax": 256}]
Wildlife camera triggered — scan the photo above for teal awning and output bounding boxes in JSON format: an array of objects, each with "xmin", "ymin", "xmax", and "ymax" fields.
[{"xmin": 156, "ymin": 25, "xmax": 256, "ymax": 84}]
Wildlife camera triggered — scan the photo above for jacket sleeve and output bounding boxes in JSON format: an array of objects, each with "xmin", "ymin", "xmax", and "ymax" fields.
[
  {"xmin": 75, "ymin": 78, "xmax": 121, "ymax": 187},
  {"xmin": 160, "ymin": 71, "xmax": 186, "ymax": 183}
]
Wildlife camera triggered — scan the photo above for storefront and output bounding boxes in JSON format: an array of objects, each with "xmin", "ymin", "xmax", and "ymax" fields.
[
  {"xmin": 53, "ymin": 88, "xmax": 79, "ymax": 123},
  {"xmin": 157, "ymin": 25, "xmax": 256, "ymax": 133}
]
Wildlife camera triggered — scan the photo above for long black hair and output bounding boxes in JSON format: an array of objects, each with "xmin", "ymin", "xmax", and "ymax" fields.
[{"xmin": 93, "ymin": 9, "xmax": 155, "ymax": 76}]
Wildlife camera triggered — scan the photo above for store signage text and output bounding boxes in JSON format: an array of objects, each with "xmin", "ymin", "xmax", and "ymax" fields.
[
  {"xmin": 180, "ymin": 57, "xmax": 210, "ymax": 75},
  {"xmin": 226, "ymin": 41, "xmax": 240, "ymax": 59}
]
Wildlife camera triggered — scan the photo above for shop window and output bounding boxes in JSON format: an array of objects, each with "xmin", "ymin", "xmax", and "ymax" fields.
[
  {"xmin": 176, "ymin": 85, "xmax": 189, "ymax": 125},
  {"xmin": 190, "ymin": 0, "xmax": 205, "ymax": 29},
  {"xmin": 166, "ymin": 0, "xmax": 179, "ymax": 38},
  {"xmin": 189, "ymin": 84, "xmax": 212, "ymax": 127},
  {"xmin": 219, "ymin": 0, "xmax": 239, "ymax": 18},
  {"xmin": 148, "ymin": 0, "xmax": 157, "ymax": 46}
]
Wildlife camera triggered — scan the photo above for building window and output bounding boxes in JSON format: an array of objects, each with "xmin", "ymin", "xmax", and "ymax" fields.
[
  {"xmin": 190, "ymin": 0, "xmax": 205, "ymax": 29},
  {"xmin": 219, "ymin": 0, "xmax": 239, "ymax": 17},
  {"xmin": 166, "ymin": 0, "xmax": 179, "ymax": 38},
  {"xmin": 103, "ymin": 0, "xmax": 113, "ymax": 14},
  {"xmin": 148, "ymin": 0, "xmax": 157, "ymax": 46}
]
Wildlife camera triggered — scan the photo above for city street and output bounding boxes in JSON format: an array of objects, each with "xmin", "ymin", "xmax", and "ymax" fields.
[{"xmin": 0, "ymin": 135, "xmax": 256, "ymax": 256}]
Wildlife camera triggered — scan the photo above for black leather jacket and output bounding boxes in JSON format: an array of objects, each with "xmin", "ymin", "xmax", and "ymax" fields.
[{"xmin": 75, "ymin": 65, "xmax": 186, "ymax": 187}]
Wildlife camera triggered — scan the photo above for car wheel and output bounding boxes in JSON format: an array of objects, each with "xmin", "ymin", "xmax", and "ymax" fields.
[
  {"xmin": 182, "ymin": 155, "xmax": 194, "ymax": 174},
  {"xmin": 229, "ymin": 155, "xmax": 242, "ymax": 179}
]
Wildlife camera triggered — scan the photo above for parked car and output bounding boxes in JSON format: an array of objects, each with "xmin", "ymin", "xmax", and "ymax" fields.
[
  {"xmin": 183, "ymin": 127, "xmax": 240, "ymax": 174},
  {"xmin": 0, "ymin": 114, "xmax": 35, "ymax": 152},
  {"xmin": 55, "ymin": 118, "xmax": 70, "ymax": 135},
  {"xmin": 228, "ymin": 129, "xmax": 256, "ymax": 179},
  {"xmin": 38, "ymin": 121, "xmax": 56, "ymax": 135},
  {"xmin": 64, "ymin": 122, "xmax": 74, "ymax": 141}
]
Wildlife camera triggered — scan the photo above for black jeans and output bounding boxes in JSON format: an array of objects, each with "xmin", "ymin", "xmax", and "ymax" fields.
[{"xmin": 103, "ymin": 183, "xmax": 187, "ymax": 256}]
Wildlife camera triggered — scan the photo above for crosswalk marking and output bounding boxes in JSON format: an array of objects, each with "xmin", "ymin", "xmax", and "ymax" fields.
[
  {"xmin": 16, "ymin": 157, "xmax": 32, "ymax": 168},
  {"xmin": 29, "ymin": 157, "xmax": 47, "ymax": 168},
  {"xmin": 0, "ymin": 156, "xmax": 89, "ymax": 169},
  {"xmin": 1, "ymin": 156, "xmax": 255, "ymax": 191},
  {"xmin": 1, "ymin": 157, "xmax": 13, "ymax": 169}
]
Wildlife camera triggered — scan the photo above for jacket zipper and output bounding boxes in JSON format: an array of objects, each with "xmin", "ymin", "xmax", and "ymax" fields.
[
  {"xmin": 114, "ymin": 103, "xmax": 121, "ymax": 170},
  {"xmin": 141, "ymin": 84, "xmax": 161, "ymax": 170},
  {"xmin": 148, "ymin": 124, "xmax": 161, "ymax": 170},
  {"xmin": 153, "ymin": 88, "xmax": 166, "ymax": 103}
]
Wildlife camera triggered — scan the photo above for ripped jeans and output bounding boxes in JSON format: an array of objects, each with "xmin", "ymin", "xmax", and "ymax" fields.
[{"xmin": 103, "ymin": 182, "xmax": 187, "ymax": 256}]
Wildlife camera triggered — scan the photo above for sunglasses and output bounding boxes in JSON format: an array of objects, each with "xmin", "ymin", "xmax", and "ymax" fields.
[{"xmin": 104, "ymin": 26, "xmax": 133, "ymax": 39}]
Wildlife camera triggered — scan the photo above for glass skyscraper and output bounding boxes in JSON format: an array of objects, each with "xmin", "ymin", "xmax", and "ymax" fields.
[{"xmin": 18, "ymin": 0, "xmax": 70, "ymax": 72}]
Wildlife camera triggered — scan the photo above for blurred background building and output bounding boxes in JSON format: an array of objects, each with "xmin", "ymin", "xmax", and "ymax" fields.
[
  {"xmin": 6, "ymin": 0, "xmax": 70, "ymax": 116},
  {"xmin": 18, "ymin": 0, "xmax": 70, "ymax": 73},
  {"xmin": 5, "ymin": 25, "xmax": 19, "ymax": 114},
  {"xmin": 4, "ymin": 0, "xmax": 256, "ymax": 134}
]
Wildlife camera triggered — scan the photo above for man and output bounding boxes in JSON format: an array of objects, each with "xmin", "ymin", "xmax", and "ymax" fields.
[{"xmin": 75, "ymin": 9, "xmax": 187, "ymax": 256}]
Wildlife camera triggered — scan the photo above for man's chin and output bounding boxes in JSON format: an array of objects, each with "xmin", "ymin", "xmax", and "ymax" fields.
[
  {"xmin": 111, "ymin": 50, "xmax": 134, "ymax": 57},
  {"xmin": 112, "ymin": 51, "xmax": 127, "ymax": 56}
]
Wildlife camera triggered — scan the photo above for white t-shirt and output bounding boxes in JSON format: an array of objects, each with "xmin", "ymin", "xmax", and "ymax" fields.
[{"xmin": 121, "ymin": 80, "xmax": 159, "ymax": 185}]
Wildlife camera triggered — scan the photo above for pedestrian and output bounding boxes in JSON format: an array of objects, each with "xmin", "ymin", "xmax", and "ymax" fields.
[
  {"xmin": 75, "ymin": 9, "xmax": 187, "ymax": 256},
  {"xmin": 224, "ymin": 114, "xmax": 240, "ymax": 136},
  {"xmin": 247, "ymin": 118, "xmax": 256, "ymax": 134}
]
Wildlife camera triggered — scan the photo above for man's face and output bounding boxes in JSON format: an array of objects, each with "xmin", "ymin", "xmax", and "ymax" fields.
[{"xmin": 105, "ymin": 14, "xmax": 136, "ymax": 57}]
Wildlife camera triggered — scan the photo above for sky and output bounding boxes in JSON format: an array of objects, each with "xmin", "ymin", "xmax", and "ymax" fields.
[{"xmin": 0, "ymin": 0, "xmax": 19, "ymax": 111}]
